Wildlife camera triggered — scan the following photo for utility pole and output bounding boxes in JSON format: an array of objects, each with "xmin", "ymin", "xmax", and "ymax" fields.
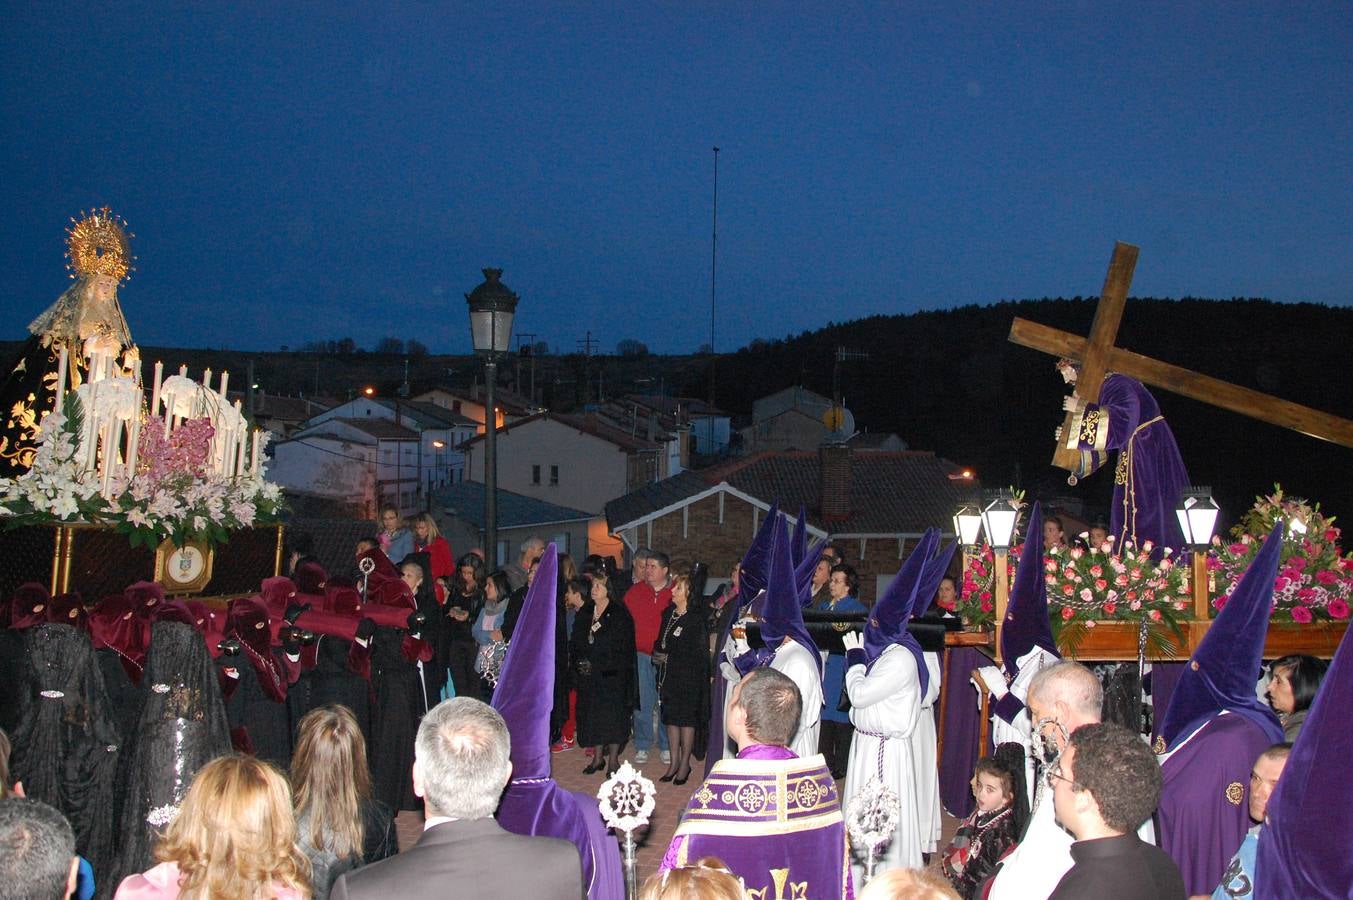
[
  {"xmin": 577, "ymin": 331, "xmax": 598, "ymax": 405},
  {"xmin": 707, "ymin": 146, "xmax": 720, "ymax": 457}
]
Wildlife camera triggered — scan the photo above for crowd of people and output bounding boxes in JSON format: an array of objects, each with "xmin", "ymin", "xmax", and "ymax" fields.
[{"xmin": 0, "ymin": 502, "xmax": 1344, "ymax": 899}]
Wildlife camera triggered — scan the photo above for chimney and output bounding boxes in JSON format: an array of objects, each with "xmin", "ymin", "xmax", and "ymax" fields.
[{"xmin": 819, "ymin": 441, "xmax": 852, "ymax": 521}]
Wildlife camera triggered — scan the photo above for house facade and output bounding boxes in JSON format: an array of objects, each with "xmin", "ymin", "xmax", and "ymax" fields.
[
  {"xmin": 462, "ymin": 412, "xmax": 666, "ymax": 516},
  {"xmin": 605, "ymin": 446, "xmax": 971, "ymax": 603},
  {"xmin": 270, "ymin": 417, "xmax": 421, "ymax": 519},
  {"xmin": 429, "ymin": 481, "xmax": 616, "ymax": 568}
]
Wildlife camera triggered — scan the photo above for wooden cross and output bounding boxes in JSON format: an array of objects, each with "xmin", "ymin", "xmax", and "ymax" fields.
[{"xmin": 1010, "ymin": 240, "xmax": 1353, "ymax": 474}]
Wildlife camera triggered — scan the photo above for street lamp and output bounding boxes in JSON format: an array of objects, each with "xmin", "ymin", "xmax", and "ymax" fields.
[
  {"xmin": 953, "ymin": 502, "xmax": 984, "ymax": 548},
  {"xmin": 981, "ymin": 489, "xmax": 1020, "ymax": 661},
  {"xmin": 466, "ymin": 268, "xmax": 519, "ymax": 566},
  {"xmin": 1176, "ymin": 486, "xmax": 1220, "ymax": 619}
]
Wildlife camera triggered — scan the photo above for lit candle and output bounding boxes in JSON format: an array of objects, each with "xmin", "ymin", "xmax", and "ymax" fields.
[
  {"xmin": 100, "ymin": 419, "xmax": 114, "ymax": 498},
  {"xmin": 126, "ymin": 415, "xmax": 140, "ymax": 479},
  {"xmin": 151, "ymin": 361, "xmax": 163, "ymax": 414},
  {"xmin": 55, "ymin": 345, "xmax": 69, "ymax": 413},
  {"xmin": 219, "ymin": 370, "xmax": 229, "ymax": 401},
  {"xmin": 204, "ymin": 368, "xmax": 212, "ymax": 394},
  {"xmin": 179, "ymin": 364, "xmax": 188, "ymax": 378}
]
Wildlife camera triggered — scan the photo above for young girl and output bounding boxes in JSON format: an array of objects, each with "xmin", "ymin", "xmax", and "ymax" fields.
[{"xmin": 942, "ymin": 743, "xmax": 1028, "ymax": 900}]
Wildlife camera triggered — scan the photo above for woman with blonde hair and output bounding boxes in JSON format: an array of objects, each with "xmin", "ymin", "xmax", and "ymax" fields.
[
  {"xmin": 639, "ymin": 857, "xmax": 745, "ymax": 899},
  {"xmin": 114, "ymin": 754, "xmax": 310, "ymax": 899},
  {"xmin": 291, "ymin": 705, "xmax": 397, "ymax": 899}
]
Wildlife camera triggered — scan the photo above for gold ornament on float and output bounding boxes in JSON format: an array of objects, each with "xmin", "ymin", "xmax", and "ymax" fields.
[{"xmin": 66, "ymin": 207, "xmax": 134, "ymax": 283}]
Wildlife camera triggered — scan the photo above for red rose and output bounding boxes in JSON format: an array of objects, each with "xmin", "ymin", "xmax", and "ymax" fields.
[
  {"xmin": 1094, "ymin": 578, "xmax": 1108, "ymax": 591},
  {"xmin": 1061, "ymin": 584, "xmax": 1074, "ymax": 596},
  {"xmin": 980, "ymin": 599, "xmax": 994, "ymax": 613},
  {"xmin": 1149, "ymin": 610, "xmax": 1161, "ymax": 622},
  {"xmin": 1102, "ymin": 600, "xmax": 1117, "ymax": 615},
  {"xmin": 1060, "ymin": 607, "xmax": 1074, "ymax": 621}
]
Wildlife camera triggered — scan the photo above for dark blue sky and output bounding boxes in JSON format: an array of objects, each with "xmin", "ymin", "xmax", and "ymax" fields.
[{"xmin": 3, "ymin": 4, "xmax": 1350, "ymax": 355}]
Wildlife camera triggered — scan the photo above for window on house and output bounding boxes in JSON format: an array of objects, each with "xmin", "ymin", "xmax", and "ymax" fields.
[
  {"xmin": 550, "ymin": 465, "xmax": 559, "ymax": 485},
  {"xmin": 383, "ymin": 449, "xmax": 393, "ymax": 463},
  {"xmin": 532, "ymin": 464, "xmax": 541, "ymax": 485},
  {"xmin": 551, "ymin": 531, "xmax": 570, "ymax": 553}
]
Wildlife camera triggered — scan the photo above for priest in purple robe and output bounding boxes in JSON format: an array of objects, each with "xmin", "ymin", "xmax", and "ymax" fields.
[
  {"xmin": 1155, "ymin": 524, "xmax": 1285, "ymax": 896},
  {"xmin": 492, "ymin": 543, "xmax": 625, "ymax": 900},
  {"xmin": 1254, "ymin": 589, "xmax": 1352, "ymax": 898},
  {"xmin": 1058, "ymin": 363, "xmax": 1190, "ymax": 554},
  {"xmin": 661, "ymin": 665, "xmax": 852, "ymax": 899}
]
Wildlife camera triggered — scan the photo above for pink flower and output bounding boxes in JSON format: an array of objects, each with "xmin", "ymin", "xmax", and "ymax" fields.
[
  {"xmin": 1085, "ymin": 619, "xmax": 1097, "ymax": 628},
  {"xmin": 1149, "ymin": 610, "xmax": 1162, "ymax": 622},
  {"xmin": 1079, "ymin": 588, "xmax": 1093, "ymax": 602},
  {"xmin": 1325, "ymin": 527, "xmax": 1341, "ymax": 542},
  {"xmin": 1062, "ymin": 584, "xmax": 1075, "ymax": 596},
  {"xmin": 1102, "ymin": 600, "xmax": 1117, "ymax": 615},
  {"xmin": 1130, "ymin": 568, "xmax": 1143, "ymax": 580},
  {"xmin": 980, "ymin": 599, "xmax": 993, "ymax": 613},
  {"xmin": 1159, "ymin": 559, "xmax": 1173, "ymax": 571},
  {"xmin": 1142, "ymin": 540, "xmax": 1155, "ymax": 553},
  {"xmin": 1328, "ymin": 599, "xmax": 1350, "ymax": 620},
  {"xmin": 1174, "ymin": 601, "xmax": 1188, "ymax": 610},
  {"xmin": 1063, "ymin": 567, "xmax": 1077, "ymax": 580},
  {"xmin": 1070, "ymin": 547, "xmax": 1084, "ymax": 560},
  {"xmin": 1045, "ymin": 560, "xmax": 1057, "ymax": 573},
  {"xmin": 1106, "ymin": 589, "xmax": 1119, "ymax": 601},
  {"xmin": 1089, "ymin": 564, "xmax": 1103, "ymax": 578},
  {"xmin": 1212, "ymin": 596, "xmax": 1227, "ymax": 611},
  {"xmin": 1290, "ymin": 556, "xmax": 1308, "ymax": 571},
  {"xmin": 1094, "ymin": 578, "xmax": 1108, "ymax": 591},
  {"xmin": 1273, "ymin": 576, "xmax": 1289, "ymax": 593},
  {"xmin": 1296, "ymin": 588, "xmax": 1317, "ymax": 605},
  {"xmin": 1316, "ymin": 570, "xmax": 1339, "ymax": 585},
  {"xmin": 1130, "ymin": 599, "xmax": 1142, "ymax": 611},
  {"xmin": 1044, "ymin": 573, "xmax": 1057, "ymax": 585},
  {"xmin": 980, "ymin": 591, "xmax": 992, "ymax": 603},
  {"xmin": 1228, "ymin": 543, "xmax": 1248, "ymax": 555},
  {"xmin": 1291, "ymin": 606, "xmax": 1313, "ymax": 624},
  {"xmin": 1115, "ymin": 574, "xmax": 1130, "ymax": 587},
  {"xmin": 1061, "ymin": 607, "xmax": 1075, "ymax": 621}
]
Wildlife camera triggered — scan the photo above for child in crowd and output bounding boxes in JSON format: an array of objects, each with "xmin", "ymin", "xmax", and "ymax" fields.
[{"xmin": 942, "ymin": 743, "xmax": 1027, "ymax": 900}]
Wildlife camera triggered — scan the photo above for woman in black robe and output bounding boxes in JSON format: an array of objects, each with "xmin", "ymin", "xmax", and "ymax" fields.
[
  {"xmin": 87, "ymin": 592, "xmax": 147, "ymax": 746},
  {"xmin": 1, "ymin": 583, "xmax": 50, "ymax": 734},
  {"xmin": 368, "ymin": 621, "xmax": 428, "ymax": 812},
  {"xmin": 9, "ymin": 621, "xmax": 122, "ymax": 880},
  {"xmin": 445, "ymin": 553, "xmax": 485, "ymax": 701},
  {"xmin": 655, "ymin": 573, "xmax": 708, "ymax": 784},
  {"xmin": 571, "ymin": 571, "xmax": 637, "ymax": 776},
  {"xmin": 219, "ymin": 595, "xmax": 294, "ymax": 767},
  {"xmin": 111, "ymin": 618, "xmax": 231, "ymax": 888}
]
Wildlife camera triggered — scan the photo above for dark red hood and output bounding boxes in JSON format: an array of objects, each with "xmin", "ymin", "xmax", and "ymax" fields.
[{"xmin": 9, "ymin": 582, "xmax": 51, "ymax": 629}]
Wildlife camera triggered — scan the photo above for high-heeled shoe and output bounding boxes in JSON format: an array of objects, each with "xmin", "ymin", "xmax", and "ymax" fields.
[
  {"xmin": 659, "ymin": 772, "xmax": 676, "ymax": 783},
  {"xmin": 583, "ymin": 760, "xmax": 603, "ymax": 774},
  {"xmin": 673, "ymin": 766, "xmax": 691, "ymax": 786}
]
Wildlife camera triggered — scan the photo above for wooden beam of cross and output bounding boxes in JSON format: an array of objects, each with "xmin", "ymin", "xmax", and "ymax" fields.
[{"xmin": 1009, "ymin": 242, "xmax": 1353, "ymax": 474}]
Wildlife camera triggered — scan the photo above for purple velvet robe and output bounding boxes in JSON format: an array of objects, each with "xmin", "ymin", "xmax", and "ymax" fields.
[
  {"xmin": 1074, "ymin": 374, "xmax": 1189, "ymax": 554},
  {"xmin": 662, "ymin": 745, "xmax": 853, "ymax": 898},
  {"xmin": 498, "ymin": 780, "xmax": 625, "ymax": 900},
  {"xmin": 1157, "ymin": 712, "xmax": 1274, "ymax": 896}
]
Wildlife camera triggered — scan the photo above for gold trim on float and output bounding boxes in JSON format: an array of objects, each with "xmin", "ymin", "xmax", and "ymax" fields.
[
  {"xmin": 49, "ymin": 526, "xmax": 65, "ymax": 594},
  {"xmin": 274, "ymin": 524, "xmax": 286, "ymax": 577},
  {"xmin": 59, "ymin": 526, "xmax": 76, "ymax": 594}
]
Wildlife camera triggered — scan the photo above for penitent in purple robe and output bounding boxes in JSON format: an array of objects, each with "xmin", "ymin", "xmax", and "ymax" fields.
[
  {"xmin": 493, "ymin": 544, "xmax": 625, "ymax": 900},
  {"xmin": 1071, "ymin": 374, "xmax": 1190, "ymax": 554},
  {"xmin": 663, "ymin": 744, "xmax": 853, "ymax": 899},
  {"xmin": 1157, "ymin": 712, "xmax": 1276, "ymax": 896}
]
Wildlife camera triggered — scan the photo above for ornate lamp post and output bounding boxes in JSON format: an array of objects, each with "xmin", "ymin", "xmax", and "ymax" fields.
[
  {"xmin": 981, "ymin": 490, "xmax": 1020, "ymax": 661},
  {"xmin": 1176, "ymin": 486, "xmax": 1220, "ymax": 619},
  {"xmin": 953, "ymin": 500, "xmax": 985, "ymax": 572},
  {"xmin": 466, "ymin": 269, "xmax": 518, "ymax": 565}
]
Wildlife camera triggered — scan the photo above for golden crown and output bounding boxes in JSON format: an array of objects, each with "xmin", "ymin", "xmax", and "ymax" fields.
[{"xmin": 66, "ymin": 207, "xmax": 134, "ymax": 282}]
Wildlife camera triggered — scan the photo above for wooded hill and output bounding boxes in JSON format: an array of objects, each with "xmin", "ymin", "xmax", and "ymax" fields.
[{"xmin": 693, "ymin": 297, "xmax": 1353, "ymax": 529}]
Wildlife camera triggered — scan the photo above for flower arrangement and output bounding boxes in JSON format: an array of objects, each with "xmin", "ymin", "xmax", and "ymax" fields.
[
  {"xmin": 0, "ymin": 396, "xmax": 284, "ymax": 548},
  {"xmin": 1208, "ymin": 485, "xmax": 1353, "ymax": 623},
  {"xmin": 959, "ymin": 538, "xmax": 1190, "ymax": 646}
]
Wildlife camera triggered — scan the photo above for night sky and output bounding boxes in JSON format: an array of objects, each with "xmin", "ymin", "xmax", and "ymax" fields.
[{"xmin": 3, "ymin": 4, "xmax": 1350, "ymax": 356}]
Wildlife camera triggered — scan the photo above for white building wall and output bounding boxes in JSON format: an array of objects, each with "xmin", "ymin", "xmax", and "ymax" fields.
[{"xmin": 464, "ymin": 418, "xmax": 630, "ymax": 515}]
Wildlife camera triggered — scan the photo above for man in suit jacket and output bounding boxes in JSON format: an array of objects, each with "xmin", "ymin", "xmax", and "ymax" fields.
[{"xmin": 332, "ymin": 697, "xmax": 583, "ymax": 900}]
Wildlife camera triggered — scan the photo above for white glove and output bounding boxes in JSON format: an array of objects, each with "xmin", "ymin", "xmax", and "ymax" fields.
[
  {"xmin": 975, "ymin": 665, "xmax": 1009, "ymax": 700},
  {"xmin": 841, "ymin": 632, "xmax": 863, "ymax": 653},
  {"xmin": 725, "ymin": 632, "xmax": 750, "ymax": 661}
]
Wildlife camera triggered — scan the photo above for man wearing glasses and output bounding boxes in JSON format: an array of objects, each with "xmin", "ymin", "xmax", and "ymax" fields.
[{"xmin": 1047, "ymin": 723, "xmax": 1184, "ymax": 898}]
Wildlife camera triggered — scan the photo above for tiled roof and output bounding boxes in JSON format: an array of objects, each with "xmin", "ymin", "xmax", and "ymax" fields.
[
  {"xmin": 374, "ymin": 399, "xmax": 477, "ymax": 429},
  {"xmin": 327, "ymin": 418, "xmax": 420, "ymax": 440},
  {"xmin": 605, "ymin": 450, "xmax": 968, "ymax": 536},
  {"xmin": 623, "ymin": 394, "xmax": 727, "ymax": 417},
  {"xmin": 460, "ymin": 412, "xmax": 662, "ymax": 453},
  {"xmin": 431, "ymin": 481, "xmax": 595, "ymax": 530}
]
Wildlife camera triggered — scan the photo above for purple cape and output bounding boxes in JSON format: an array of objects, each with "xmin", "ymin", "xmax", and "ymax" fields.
[
  {"xmin": 1074, "ymin": 374, "xmax": 1189, "ymax": 554},
  {"xmin": 662, "ymin": 749, "xmax": 852, "ymax": 898},
  {"xmin": 1157, "ymin": 713, "xmax": 1275, "ymax": 896}
]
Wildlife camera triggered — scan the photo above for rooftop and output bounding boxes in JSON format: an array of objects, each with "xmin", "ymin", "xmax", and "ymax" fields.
[{"xmin": 432, "ymin": 481, "xmax": 595, "ymax": 530}]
